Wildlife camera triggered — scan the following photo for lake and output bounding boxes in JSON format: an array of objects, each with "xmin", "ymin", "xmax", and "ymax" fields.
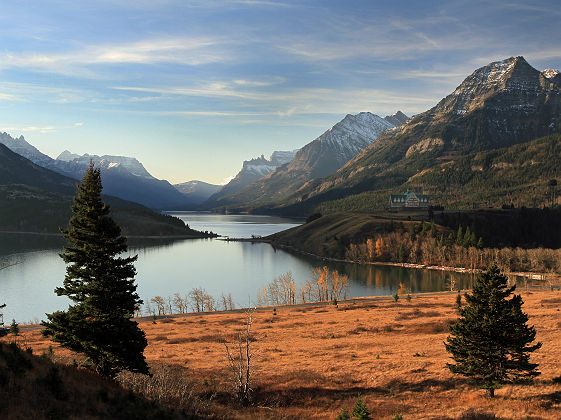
[{"xmin": 0, "ymin": 213, "xmax": 473, "ymax": 323}]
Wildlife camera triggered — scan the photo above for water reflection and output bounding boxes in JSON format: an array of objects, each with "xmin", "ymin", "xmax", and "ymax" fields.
[{"xmin": 0, "ymin": 214, "xmax": 473, "ymax": 323}]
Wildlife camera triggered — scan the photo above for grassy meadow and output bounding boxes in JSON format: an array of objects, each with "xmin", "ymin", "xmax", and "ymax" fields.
[{"xmin": 6, "ymin": 290, "xmax": 561, "ymax": 419}]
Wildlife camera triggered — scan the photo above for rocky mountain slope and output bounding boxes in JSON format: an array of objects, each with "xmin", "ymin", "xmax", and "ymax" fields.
[
  {"xmin": 204, "ymin": 149, "xmax": 297, "ymax": 204},
  {"xmin": 277, "ymin": 56, "xmax": 561, "ymax": 215},
  {"xmin": 205, "ymin": 111, "xmax": 406, "ymax": 210},
  {"xmin": 0, "ymin": 133, "xmax": 192, "ymax": 209}
]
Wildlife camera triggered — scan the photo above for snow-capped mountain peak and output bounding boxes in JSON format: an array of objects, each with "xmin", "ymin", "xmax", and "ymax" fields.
[
  {"xmin": 70, "ymin": 154, "xmax": 155, "ymax": 179},
  {"xmin": 56, "ymin": 150, "xmax": 81, "ymax": 162},
  {"xmin": 542, "ymin": 68, "xmax": 560, "ymax": 79},
  {"xmin": 439, "ymin": 56, "xmax": 546, "ymax": 115},
  {"xmin": 0, "ymin": 132, "xmax": 53, "ymax": 166},
  {"xmin": 317, "ymin": 112, "xmax": 396, "ymax": 158}
]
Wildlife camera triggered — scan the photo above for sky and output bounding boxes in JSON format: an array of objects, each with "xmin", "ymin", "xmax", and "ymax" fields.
[{"xmin": 1, "ymin": 1, "xmax": 560, "ymax": 185}]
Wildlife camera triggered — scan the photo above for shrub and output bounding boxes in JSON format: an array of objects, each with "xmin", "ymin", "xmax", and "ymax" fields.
[
  {"xmin": 37, "ymin": 365, "xmax": 68, "ymax": 400},
  {"xmin": 335, "ymin": 407, "xmax": 351, "ymax": 420},
  {"xmin": 352, "ymin": 397, "xmax": 371, "ymax": 419},
  {"xmin": 10, "ymin": 319, "xmax": 19, "ymax": 336}
]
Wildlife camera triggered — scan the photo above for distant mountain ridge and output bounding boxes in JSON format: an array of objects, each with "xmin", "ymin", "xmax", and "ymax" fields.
[
  {"xmin": 0, "ymin": 133, "xmax": 192, "ymax": 210},
  {"xmin": 206, "ymin": 149, "xmax": 298, "ymax": 204},
  {"xmin": 204, "ymin": 111, "xmax": 408, "ymax": 210},
  {"xmin": 383, "ymin": 111, "xmax": 409, "ymax": 126},
  {"xmin": 0, "ymin": 142, "xmax": 201, "ymax": 236},
  {"xmin": 173, "ymin": 180, "xmax": 221, "ymax": 204},
  {"xmin": 54, "ymin": 152, "xmax": 156, "ymax": 180}
]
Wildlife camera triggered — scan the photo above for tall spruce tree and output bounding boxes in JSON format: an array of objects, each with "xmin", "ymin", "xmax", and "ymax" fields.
[
  {"xmin": 42, "ymin": 162, "xmax": 149, "ymax": 377},
  {"xmin": 445, "ymin": 265, "xmax": 541, "ymax": 397}
]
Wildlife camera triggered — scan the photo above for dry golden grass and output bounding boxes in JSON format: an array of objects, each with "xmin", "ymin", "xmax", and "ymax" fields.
[{"xmin": 10, "ymin": 290, "xmax": 561, "ymax": 419}]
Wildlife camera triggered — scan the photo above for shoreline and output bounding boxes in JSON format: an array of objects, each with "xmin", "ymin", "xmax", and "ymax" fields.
[
  {"xmin": 0, "ymin": 230, "xmax": 216, "ymax": 240},
  {"xmin": 17, "ymin": 290, "xmax": 469, "ymax": 331},
  {"xmin": 225, "ymin": 237, "xmax": 561, "ymax": 281}
]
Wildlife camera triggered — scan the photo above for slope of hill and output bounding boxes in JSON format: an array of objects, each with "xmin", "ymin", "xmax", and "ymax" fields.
[
  {"xmin": 206, "ymin": 111, "xmax": 406, "ymax": 210},
  {"xmin": 0, "ymin": 133, "xmax": 192, "ymax": 210},
  {"xmin": 275, "ymin": 57, "xmax": 561, "ymax": 215},
  {"xmin": 0, "ymin": 143, "xmax": 76, "ymax": 195},
  {"xmin": 0, "ymin": 144, "xmax": 208, "ymax": 236},
  {"xmin": 0, "ymin": 341, "xmax": 191, "ymax": 419}
]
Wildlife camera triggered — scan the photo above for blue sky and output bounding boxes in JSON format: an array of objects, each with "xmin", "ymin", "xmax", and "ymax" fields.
[{"xmin": 1, "ymin": 1, "xmax": 560, "ymax": 184}]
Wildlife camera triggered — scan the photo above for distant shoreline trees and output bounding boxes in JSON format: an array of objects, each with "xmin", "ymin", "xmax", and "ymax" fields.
[{"xmin": 345, "ymin": 221, "xmax": 561, "ymax": 274}]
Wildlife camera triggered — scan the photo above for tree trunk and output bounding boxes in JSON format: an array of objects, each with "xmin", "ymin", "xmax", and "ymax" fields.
[{"xmin": 486, "ymin": 388, "xmax": 495, "ymax": 397}]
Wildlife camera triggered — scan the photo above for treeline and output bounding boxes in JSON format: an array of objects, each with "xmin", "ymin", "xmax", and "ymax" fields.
[
  {"xmin": 346, "ymin": 221, "xmax": 561, "ymax": 273},
  {"xmin": 433, "ymin": 208, "xmax": 561, "ymax": 248},
  {"xmin": 142, "ymin": 289, "xmax": 235, "ymax": 316},
  {"xmin": 143, "ymin": 267, "xmax": 350, "ymax": 317}
]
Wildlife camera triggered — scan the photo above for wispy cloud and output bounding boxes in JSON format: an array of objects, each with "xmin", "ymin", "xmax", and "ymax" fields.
[
  {"xmin": 2, "ymin": 122, "xmax": 85, "ymax": 134},
  {"xmin": 0, "ymin": 82, "xmax": 93, "ymax": 103},
  {"xmin": 0, "ymin": 92, "xmax": 23, "ymax": 102},
  {"xmin": 1, "ymin": 125, "xmax": 58, "ymax": 134},
  {"xmin": 0, "ymin": 37, "xmax": 231, "ymax": 77}
]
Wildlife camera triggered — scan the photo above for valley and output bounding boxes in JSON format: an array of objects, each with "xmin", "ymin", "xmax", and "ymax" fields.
[{"xmin": 2, "ymin": 9, "xmax": 561, "ymax": 416}]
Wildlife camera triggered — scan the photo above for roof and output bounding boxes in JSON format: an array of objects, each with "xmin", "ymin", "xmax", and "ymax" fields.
[{"xmin": 389, "ymin": 191, "xmax": 430, "ymax": 203}]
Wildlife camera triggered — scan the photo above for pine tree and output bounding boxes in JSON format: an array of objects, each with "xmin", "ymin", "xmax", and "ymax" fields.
[
  {"xmin": 476, "ymin": 236, "xmax": 484, "ymax": 250},
  {"xmin": 335, "ymin": 407, "xmax": 351, "ymax": 420},
  {"xmin": 462, "ymin": 227, "xmax": 472, "ymax": 247},
  {"xmin": 445, "ymin": 265, "xmax": 541, "ymax": 397},
  {"xmin": 456, "ymin": 225, "xmax": 463, "ymax": 245},
  {"xmin": 10, "ymin": 319, "xmax": 19, "ymax": 336},
  {"xmin": 351, "ymin": 397, "xmax": 371, "ymax": 419},
  {"xmin": 42, "ymin": 162, "xmax": 149, "ymax": 378}
]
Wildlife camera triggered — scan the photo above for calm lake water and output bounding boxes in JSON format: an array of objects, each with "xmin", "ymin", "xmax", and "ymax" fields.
[{"xmin": 0, "ymin": 213, "xmax": 472, "ymax": 323}]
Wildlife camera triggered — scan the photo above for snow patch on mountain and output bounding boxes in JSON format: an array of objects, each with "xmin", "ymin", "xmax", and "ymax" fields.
[
  {"xmin": 206, "ymin": 149, "xmax": 298, "ymax": 202},
  {"xmin": 58, "ymin": 153, "xmax": 156, "ymax": 179},
  {"xmin": 542, "ymin": 69, "xmax": 560, "ymax": 79},
  {"xmin": 315, "ymin": 112, "xmax": 396, "ymax": 162},
  {"xmin": 56, "ymin": 150, "xmax": 80, "ymax": 162}
]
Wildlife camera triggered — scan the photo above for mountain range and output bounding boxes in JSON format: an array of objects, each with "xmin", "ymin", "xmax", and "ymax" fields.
[
  {"xmin": 204, "ymin": 149, "xmax": 298, "ymax": 205},
  {"xmin": 202, "ymin": 111, "xmax": 408, "ymax": 210},
  {"xmin": 0, "ymin": 142, "xmax": 206, "ymax": 236},
  {"xmin": 4, "ymin": 56, "xmax": 558, "ymax": 218},
  {"xmin": 0, "ymin": 133, "xmax": 192, "ymax": 210},
  {"xmin": 173, "ymin": 180, "xmax": 222, "ymax": 205},
  {"xmin": 232, "ymin": 56, "xmax": 561, "ymax": 215}
]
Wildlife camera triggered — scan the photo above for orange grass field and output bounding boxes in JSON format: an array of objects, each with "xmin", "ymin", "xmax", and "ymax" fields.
[{"xmin": 10, "ymin": 290, "xmax": 561, "ymax": 419}]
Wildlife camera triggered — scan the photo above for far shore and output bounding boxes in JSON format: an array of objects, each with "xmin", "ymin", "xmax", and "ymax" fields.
[
  {"xmin": 223, "ymin": 237, "xmax": 561, "ymax": 283},
  {"xmin": 0, "ymin": 230, "xmax": 217, "ymax": 240}
]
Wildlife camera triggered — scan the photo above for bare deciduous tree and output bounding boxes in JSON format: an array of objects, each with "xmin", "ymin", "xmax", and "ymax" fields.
[
  {"xmin": 151, "ymin": 296, "xmax": 166, "ymax": 315},
  {"xmin": 173, "ymin": 293, "xmax": 188, "ymax": 314},
  {"xmin": 223, "ymin": 309, "xmax": 254, "ymax": 405},
  {"xmin": 220, "ymin": 293, "xmax": 235, "ymax": 311},
  {"xmin": 188, "ymin": 288, "xmax": 205, "ymax": 312}
]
